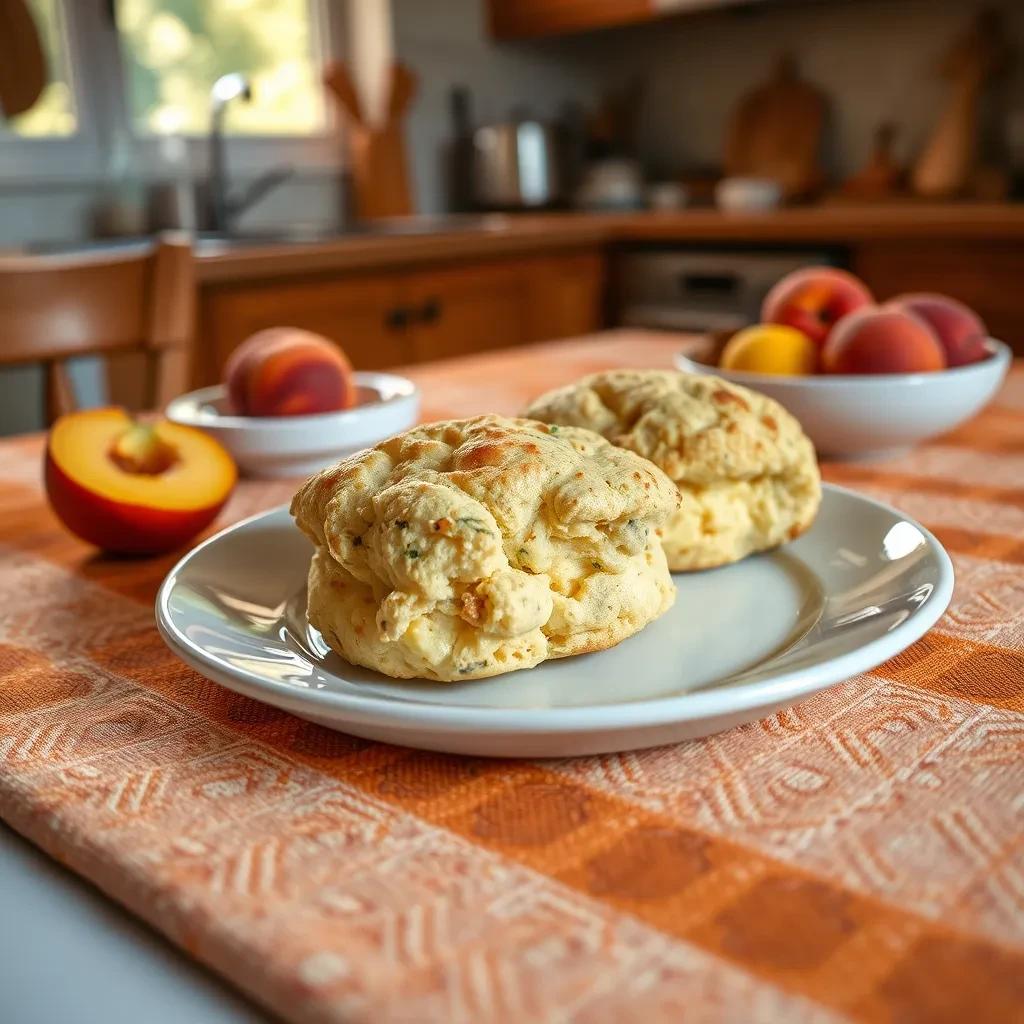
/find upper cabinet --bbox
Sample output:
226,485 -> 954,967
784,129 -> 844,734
486,0 -> 765,40
487,0 -> 655,40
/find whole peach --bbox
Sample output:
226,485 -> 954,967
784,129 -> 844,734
225,327 -> 356,417
822,307 -> 947,375
888,293 -> 989,368
720,324 -> 817,375
762,267 -> 874,347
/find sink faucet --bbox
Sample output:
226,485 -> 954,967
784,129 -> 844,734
207,73 -> 293,233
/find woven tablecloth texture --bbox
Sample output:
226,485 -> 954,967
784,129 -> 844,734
1,333 -> 1022,1024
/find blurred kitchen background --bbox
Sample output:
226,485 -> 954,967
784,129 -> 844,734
2,0 -> 1022,434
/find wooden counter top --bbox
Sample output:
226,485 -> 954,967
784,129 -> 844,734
196,217 -> 607,283
196,204 -> 1024,283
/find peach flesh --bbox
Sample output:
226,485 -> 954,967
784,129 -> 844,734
45,409 -> 236,555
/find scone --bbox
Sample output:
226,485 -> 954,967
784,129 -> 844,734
290,415 -> 679,681
523,370 -> 821,571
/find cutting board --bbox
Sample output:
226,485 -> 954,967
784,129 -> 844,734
0,0 -> 47,118
723,54 -> 827,200
325,62 -> 417,220
911,10 -> 1006,199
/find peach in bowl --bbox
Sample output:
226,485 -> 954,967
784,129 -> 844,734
167,328 -> 419,478
676,268 -> 1011,459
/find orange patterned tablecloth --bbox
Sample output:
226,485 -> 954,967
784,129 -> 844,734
1,331 -> 1023,1024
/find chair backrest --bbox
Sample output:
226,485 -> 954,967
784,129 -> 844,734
0,233 -> 195,425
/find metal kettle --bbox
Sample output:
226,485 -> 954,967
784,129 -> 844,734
472,118 -> 562,209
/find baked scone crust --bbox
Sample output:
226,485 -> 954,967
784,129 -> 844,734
522,370 -> 821,571
291,415 -> 678,681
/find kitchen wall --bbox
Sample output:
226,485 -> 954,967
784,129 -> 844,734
392,0 -> 1024,206
593,0 -> 1024,184
391,0 -> 606,213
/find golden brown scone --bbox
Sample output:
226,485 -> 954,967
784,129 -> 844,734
522,370 -> 821,571
291,415 -> 678,681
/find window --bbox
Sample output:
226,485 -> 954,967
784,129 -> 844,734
1,0 -> 343,181
6,0 -> 77,138
116,0 -> 327,136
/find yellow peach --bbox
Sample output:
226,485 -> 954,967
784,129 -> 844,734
720,324 -> 818,376
46,408 -> 236,554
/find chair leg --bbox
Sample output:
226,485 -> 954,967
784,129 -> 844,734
44,361 -> 76,426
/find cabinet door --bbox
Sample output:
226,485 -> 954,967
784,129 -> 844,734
853,242 -> 1024,356
197,271 -> 411,386
488,0 -> 653,39
405,260 -> 530,364
522,251 -> 605,341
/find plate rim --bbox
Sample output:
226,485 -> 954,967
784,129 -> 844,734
156,484 -> 954,736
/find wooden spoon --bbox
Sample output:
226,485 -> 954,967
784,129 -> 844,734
323,62 -> 364,126
386,63 -> 417,126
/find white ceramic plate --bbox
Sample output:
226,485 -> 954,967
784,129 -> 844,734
165,373 -> 419,479
676,340 -> 1011,459
157,485 -> 953,758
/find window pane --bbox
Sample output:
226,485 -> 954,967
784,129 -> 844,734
117,0 -> 325,136
7,0 -> 77,137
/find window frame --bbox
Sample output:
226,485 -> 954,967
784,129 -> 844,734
0,0 -> 348,185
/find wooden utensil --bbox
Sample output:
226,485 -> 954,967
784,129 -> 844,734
325,62 -> 418,220
840,122 -> 903,199
323,62 -> 364,126
588,77 -> 643,157
723,54 -> 827,200
387,63 -> 417,125
0,0 -> 47,118
911,10 -> 1007,199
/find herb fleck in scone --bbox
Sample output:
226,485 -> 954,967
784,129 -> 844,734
290,416 -> 679,681
523,370 -> 821,571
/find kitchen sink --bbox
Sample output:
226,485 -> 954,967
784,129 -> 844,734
24,215 -> 515,258
195,214 -> 513,251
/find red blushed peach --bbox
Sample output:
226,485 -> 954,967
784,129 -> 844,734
224,327 -> 356,417
889,293 -> 989,367
822,307 -> 947,375
762,267 -> 874,347
45,408 -> 236,555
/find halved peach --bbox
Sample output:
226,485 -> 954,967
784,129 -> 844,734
45,408 -> 237,554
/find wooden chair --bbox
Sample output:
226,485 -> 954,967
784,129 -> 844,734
0,233 -> 195,426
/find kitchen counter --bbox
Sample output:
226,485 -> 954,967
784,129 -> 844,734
195,204 -> 1024,283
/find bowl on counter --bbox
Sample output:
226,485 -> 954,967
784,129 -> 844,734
714,176 -> 782,213
676,339 -> 1011,459
166,371 -> 419,478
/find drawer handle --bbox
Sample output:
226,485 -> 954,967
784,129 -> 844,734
386,306 -> 410,330
419,298 -> 441,324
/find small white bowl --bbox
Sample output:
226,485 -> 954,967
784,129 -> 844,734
675,339 -> 1011,459
714,176 -> 782,212
166,371 -> 420,478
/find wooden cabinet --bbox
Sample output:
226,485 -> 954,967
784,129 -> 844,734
196,249 -> 605,385
853,242 -> 1024,355
487,0 -> 654,39
197,270 -> 410,385
406,251 -> 605,364
524,252 -> 607,340
405,260 -> 533,364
